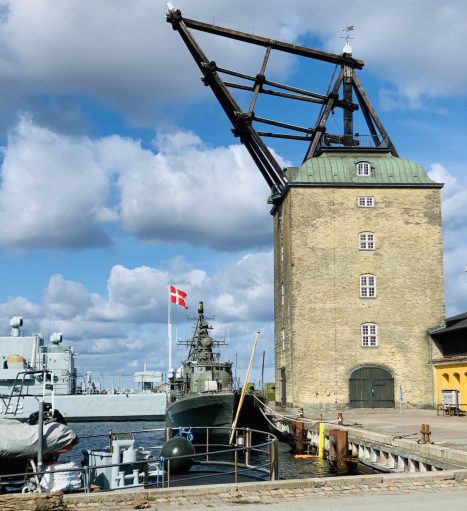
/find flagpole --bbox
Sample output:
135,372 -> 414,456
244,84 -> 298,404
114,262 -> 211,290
168,286 -> 172,374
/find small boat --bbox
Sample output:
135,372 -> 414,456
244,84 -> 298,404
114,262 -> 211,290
0,418 -> 78,461
166,301 -> 267,440
0,415 -> 80,493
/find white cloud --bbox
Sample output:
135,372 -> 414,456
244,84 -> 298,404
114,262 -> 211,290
0,0 -> 463,127
44,274 -> 94,319
429,162 -> 467,228
0,255 -> 275,375
0,117 -> 272,251
428,163 -> 467,315
111,131 -> 273,250
210,252 -> 273,322
0,116 -> 111,248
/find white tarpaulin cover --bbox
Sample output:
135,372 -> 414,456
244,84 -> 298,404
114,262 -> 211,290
0,419 -> 78,459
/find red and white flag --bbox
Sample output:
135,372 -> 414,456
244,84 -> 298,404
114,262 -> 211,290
169,285 -> 188,309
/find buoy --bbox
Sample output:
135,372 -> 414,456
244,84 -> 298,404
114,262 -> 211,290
160,436 -> 195,474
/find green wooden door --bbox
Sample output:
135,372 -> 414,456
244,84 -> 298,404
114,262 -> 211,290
349,367 -> 394,408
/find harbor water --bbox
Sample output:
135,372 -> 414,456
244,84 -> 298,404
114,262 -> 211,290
61,421 -> 373,480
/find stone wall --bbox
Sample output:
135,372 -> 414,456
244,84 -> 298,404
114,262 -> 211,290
274,185 -> 445,408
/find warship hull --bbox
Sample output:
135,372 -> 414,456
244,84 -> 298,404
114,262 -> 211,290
166,392 -> 268,439
0,393 -> 166,422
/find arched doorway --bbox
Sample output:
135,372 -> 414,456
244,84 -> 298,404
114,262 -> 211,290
349,366 -> 394,408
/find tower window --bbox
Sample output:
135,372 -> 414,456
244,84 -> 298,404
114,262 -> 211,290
360,274 -> 376,298
359,232 -> 375,250
357,196 -> 374,207
361,323 -> 377,347
356,161 -> 372,176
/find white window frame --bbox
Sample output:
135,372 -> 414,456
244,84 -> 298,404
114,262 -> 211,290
359,232 -> 375,251
357,196 -> 374,208
360,274 -> 376,298
356,161 -> 372,176
361,323 -> 377,347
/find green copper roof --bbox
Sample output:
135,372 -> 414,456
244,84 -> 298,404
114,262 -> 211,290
285,153 -> 441,187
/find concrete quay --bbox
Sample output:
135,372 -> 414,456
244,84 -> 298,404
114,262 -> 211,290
61,470 -> 467,510
304,407 -> 467,470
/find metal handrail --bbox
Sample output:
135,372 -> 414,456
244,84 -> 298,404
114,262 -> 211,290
0,426 -> 279,494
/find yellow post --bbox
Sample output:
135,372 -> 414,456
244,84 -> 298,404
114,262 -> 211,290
318,422 -> 325,459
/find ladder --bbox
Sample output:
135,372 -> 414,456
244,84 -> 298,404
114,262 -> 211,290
4,370 -> 54,417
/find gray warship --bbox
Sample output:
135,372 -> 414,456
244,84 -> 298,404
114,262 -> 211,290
166,301 -> 267,438
0,317 -> 166,422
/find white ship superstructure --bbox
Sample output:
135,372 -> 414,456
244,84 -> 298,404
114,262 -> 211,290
0,317 -> 166,422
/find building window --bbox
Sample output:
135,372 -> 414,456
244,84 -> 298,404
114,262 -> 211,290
356,161 -> 372,176
360,274 -> 376,298
357,196 -> 374,207
359,232 -> 375,250
361,323 -> 377,347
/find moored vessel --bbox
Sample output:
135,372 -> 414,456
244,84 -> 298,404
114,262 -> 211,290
166,301 -> 267,439
0,317 -> 166,422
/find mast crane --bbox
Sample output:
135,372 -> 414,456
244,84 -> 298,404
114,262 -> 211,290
166,5 -> 398,201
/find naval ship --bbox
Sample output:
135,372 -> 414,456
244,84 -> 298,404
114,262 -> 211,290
0,317 -> 166,422
166,301 -> 267,438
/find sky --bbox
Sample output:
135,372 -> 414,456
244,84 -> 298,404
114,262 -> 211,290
0,0 -> 466,387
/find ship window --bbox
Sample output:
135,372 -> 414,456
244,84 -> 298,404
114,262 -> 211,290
357,196 -> 374,207
360,274 -> 376,298
356,161 -> 372,176
361,323 -> 377,347
195,367 -> 205,373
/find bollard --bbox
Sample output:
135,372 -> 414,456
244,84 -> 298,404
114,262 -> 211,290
419,423 -> 432,443
318,422 -> 326,459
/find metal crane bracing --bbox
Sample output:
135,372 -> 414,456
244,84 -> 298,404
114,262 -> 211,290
166,5 -> 398,198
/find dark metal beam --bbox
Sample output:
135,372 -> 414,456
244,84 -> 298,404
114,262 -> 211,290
352,74 -> 399,157
167,7 -> 287,191
304,68 -> 344,160
253,115 -> 315,134
177,15 -> 364,69
249,46 -> 271,113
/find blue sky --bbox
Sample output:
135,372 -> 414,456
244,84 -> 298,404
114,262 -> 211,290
0,0 -> 466,386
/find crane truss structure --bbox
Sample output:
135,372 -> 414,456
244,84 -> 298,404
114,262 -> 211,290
166,6 -> 398,196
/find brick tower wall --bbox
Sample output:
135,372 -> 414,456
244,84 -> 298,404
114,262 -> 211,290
274,186 -> 444,409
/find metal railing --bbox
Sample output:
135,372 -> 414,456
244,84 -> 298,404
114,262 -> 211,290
0,426 -> 278,494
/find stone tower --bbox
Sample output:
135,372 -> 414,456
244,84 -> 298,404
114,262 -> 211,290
273,151 -> 444,409
168,9 -> 446,409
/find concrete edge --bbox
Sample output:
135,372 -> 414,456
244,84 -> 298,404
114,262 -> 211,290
63,469 -> 467,505
344,425 -> 467,467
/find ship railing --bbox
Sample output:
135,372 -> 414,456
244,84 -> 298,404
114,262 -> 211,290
3,369 -> 55,417
0,426 -> 279,494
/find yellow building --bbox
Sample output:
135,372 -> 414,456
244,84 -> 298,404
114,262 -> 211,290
431,313 -> 467,410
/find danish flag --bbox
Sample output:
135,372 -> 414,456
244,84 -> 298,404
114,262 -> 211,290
169,285 -> 188,309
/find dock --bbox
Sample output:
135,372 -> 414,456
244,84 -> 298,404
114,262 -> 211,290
1,408 -> 466,510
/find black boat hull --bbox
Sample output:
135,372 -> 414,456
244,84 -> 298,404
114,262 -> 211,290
166,392 -> 268,442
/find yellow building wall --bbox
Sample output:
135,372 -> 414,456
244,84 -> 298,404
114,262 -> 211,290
434,363 -> 467,407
